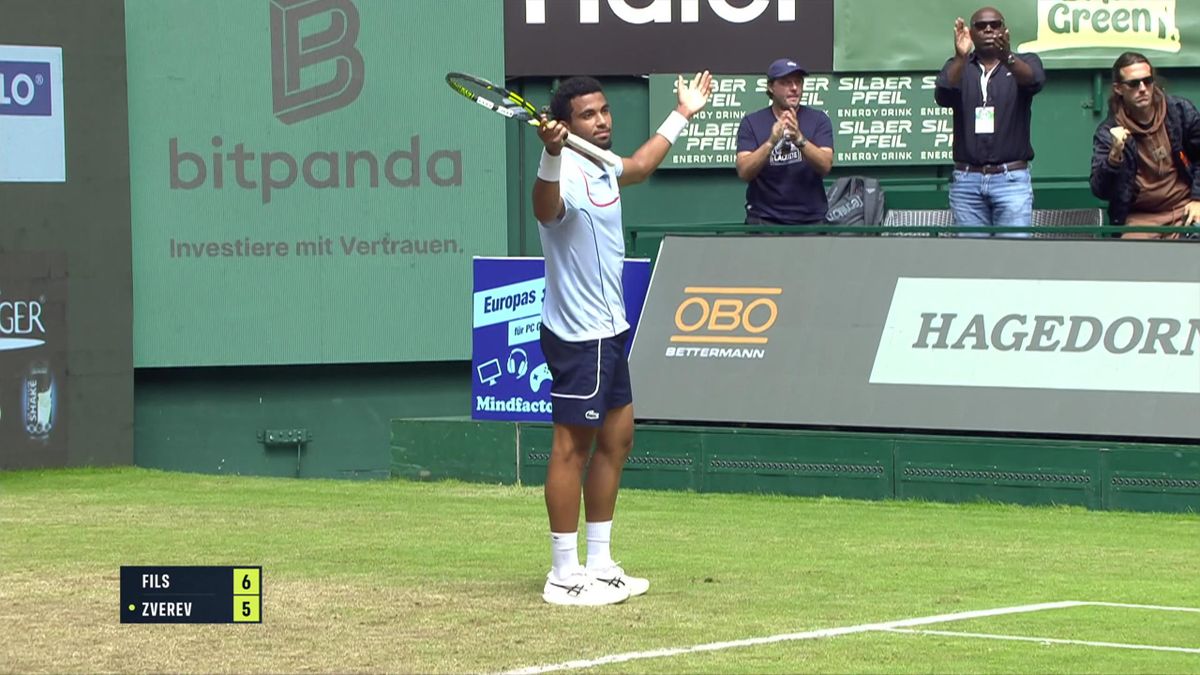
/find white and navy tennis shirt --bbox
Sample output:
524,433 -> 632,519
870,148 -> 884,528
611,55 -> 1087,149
537,147 -> 629,342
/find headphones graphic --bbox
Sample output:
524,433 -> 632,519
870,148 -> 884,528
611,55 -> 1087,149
506,347 -> 529,379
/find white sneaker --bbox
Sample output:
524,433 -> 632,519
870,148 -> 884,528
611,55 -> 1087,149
588,563 -> 650,597
542,569 -> 630,606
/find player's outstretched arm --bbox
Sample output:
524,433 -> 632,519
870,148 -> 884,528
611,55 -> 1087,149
532,117 -> 569,223
619,70 -> 712,186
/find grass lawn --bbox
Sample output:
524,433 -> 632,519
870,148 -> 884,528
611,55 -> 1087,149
1,467 -> 1197,673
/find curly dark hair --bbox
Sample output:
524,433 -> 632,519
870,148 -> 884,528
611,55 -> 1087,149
550,76 -> 604,123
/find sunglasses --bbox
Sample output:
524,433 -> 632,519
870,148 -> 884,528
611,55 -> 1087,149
1120,75 -> 1155,90
973,20 -> 1004,30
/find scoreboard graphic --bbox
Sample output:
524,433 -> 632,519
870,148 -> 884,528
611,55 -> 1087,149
120,566 -> 262,624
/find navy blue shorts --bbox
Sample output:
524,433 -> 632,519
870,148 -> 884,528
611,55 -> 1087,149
539,326 -> 633,427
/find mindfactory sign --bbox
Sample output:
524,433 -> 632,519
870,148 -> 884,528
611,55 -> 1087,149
471,258 -> 651,422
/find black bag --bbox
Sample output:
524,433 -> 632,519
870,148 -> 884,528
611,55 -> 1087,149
824,176 -> 886,226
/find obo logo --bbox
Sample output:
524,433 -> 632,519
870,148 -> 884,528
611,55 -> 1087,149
525,0 -> 796,24
270,0 -> 364,124
666,286 -> 779,359
0,61 -> 52,116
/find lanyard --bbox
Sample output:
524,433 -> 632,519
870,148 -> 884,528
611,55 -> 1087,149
978,61 -> 1000,107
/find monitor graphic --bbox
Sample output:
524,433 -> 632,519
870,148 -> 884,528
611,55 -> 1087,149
476,358 -> 502,386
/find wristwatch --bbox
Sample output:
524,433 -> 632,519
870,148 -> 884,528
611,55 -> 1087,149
795,135 -> 808,148
1005,52 -> 1017,66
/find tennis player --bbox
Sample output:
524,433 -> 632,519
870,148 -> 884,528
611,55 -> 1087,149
532,72 -> 711,606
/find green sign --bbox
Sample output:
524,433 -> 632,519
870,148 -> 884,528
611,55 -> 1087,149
649,74 -> 954,169
835,0 -> 1200,72
127,0 -> 506,366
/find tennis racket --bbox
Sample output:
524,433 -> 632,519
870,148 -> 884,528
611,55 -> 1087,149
446,72 -> 621,167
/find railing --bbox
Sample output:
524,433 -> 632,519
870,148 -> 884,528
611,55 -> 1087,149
626,222 -> 1198,259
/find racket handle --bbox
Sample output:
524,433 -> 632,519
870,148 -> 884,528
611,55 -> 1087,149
563,132 -> 621,167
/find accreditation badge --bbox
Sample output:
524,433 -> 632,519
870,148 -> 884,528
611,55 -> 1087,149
974,106 -> 995,134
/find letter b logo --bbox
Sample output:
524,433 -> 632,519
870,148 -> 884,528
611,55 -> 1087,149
270,0 -> 364,125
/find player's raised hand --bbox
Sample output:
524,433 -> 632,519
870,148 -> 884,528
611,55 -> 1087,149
675,70 -> 713,118
954,18 -> 972,57
537,114 -> 568,155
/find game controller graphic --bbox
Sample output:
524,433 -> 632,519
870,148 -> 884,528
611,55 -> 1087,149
529,362 -> 552,393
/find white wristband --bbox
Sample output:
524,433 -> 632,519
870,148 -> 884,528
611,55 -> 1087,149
656,110 -> 688,145
537,150 -> 561,182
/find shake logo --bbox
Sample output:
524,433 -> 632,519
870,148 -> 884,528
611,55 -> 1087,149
0,292 -> 46,351
23,362 -> 56,438
270,0 -> 364,124
524,0 -> 796,24
0,61 -> 52,116
167,1 -> 461,204
871,278 -> 1200,394
665,285 -> 779,359
1020,0 -> 1182,54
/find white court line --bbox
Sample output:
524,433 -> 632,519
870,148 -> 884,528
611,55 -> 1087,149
1081,601 -> 1200,613
502,601 -> 1084,674
884,628 -> 1200,655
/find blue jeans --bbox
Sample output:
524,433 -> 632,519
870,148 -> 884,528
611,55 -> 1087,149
949,168 -> 1033,237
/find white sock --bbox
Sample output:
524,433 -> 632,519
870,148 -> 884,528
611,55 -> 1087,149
585,520 -> 615,569
550,531 -> 580,579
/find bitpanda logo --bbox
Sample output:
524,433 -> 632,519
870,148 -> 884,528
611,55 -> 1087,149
269,0 -> 363,124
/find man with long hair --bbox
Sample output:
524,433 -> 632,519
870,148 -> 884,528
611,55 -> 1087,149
1090,52 -> 1200,239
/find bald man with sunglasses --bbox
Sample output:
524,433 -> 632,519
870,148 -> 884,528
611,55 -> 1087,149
1090,52 -> 1200,239
935,6 -> 1045,235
